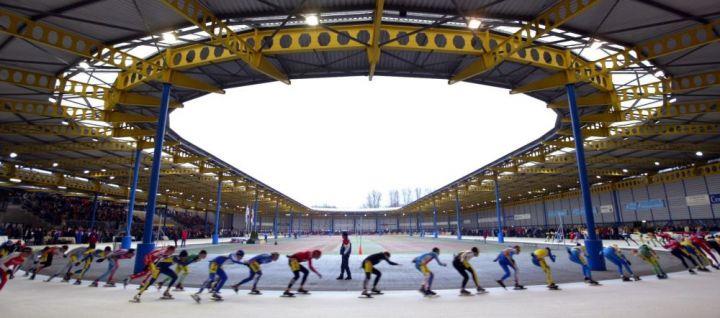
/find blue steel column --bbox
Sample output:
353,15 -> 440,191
330,214 -> 335,234
162,204 -> 167,228
408,213 -> 413,236
89,192 -> 99,230
375,214 -> 379,234
454,190 -> 462,240
494,178 -> 504,244
273,202 -> 279,240
566,83 -> 606,271
611,189 -> 622,226
134,83 -> 172,273
122,148 -> 142,249
289,212 -> 294,236
353,217 -> 357,234
251,193 -> 259,232
432,201 -> 438,238
212,178 -> 222,245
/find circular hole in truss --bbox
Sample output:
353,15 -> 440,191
318,32 -> 330,46
415,32 -> 428,46
452,35 -> 465,49
299,33 -> 311,47
397,31 -> 409,45
337,31 -> 351,45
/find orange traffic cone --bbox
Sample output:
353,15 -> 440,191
358,244 -> 363,255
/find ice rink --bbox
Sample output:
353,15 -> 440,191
2,235 -> 720,317
10,235 -> 689,291
1,265 -> 718,318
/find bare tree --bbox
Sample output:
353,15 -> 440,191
388,190 -> 400,207
415,187 -> 424,201
364,190 -> 382,208
402,188 -> 413,205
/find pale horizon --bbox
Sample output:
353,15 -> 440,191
170,76 -> 556,209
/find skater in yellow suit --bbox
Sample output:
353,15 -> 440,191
531,247 -> 559,290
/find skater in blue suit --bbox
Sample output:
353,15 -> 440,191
602,245 -> 640,282
567,244 -> 599,285
494,245 -> 524,290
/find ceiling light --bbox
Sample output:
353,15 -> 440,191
696,151 -> 703,157
162,32 -> 177,43
305,14 -> 319,26
52,162 -> 58,167
9,152 -> 17,158
100,169 -> 106,172
57,186 -> 67,189
60,120 -> 69,126
622,169 -> 628,173
108,176 -> 115,180
654,161 -> 660,166
9,178 -> 21,183
467,18 -> 482,29
83,170 -> 90,174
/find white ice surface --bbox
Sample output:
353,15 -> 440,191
1,270 -> 719,318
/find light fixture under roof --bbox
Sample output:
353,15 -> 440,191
622,168 -> 628,173
467,18 -> 482,29
696,151 -> 703,157
305,14 -> 319,26
52,162 -> 58,167
9,178 -> 21,183
9,152 -> 17,158
162,32 -> 177,43
654,161 -> 660,166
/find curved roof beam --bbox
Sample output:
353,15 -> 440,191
0,8 -> 222,94
155,0 -> 290,85
449,0 -> 600,84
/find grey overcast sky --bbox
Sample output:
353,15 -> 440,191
169,76 -> 556,209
